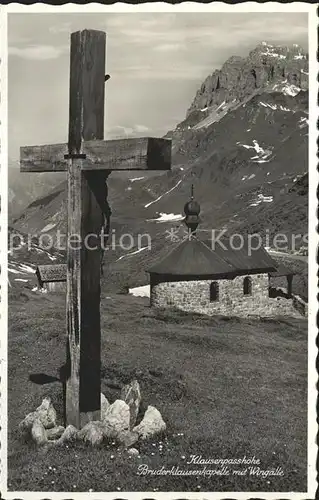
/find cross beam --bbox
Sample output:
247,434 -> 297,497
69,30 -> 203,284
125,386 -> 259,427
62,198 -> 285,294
21,29 -> 171,429
20,137 -> 171,172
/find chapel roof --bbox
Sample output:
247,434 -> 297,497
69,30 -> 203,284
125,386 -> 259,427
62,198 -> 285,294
147,235 -> 279,276
269,263 -> 294,277
147,186 -> 284,277
148,237 -> 234,276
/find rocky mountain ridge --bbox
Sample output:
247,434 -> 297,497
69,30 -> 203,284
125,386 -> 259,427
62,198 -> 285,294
183,42 -> 307,127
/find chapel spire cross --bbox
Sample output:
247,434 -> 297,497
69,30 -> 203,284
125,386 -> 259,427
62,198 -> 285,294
20,29 -> 171,428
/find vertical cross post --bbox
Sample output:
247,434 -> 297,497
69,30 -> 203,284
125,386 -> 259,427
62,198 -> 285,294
66,29 -> 107,428
20,29 -> 172,429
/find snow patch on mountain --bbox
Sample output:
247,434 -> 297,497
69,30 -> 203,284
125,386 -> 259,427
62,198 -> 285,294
259,102 -> 294,113
116,246 -> 150,262
250,194 -> 274,207
253,158 -> 273,164
19,263 -> 36,273
216,101 -> 226,111
241,174 -> 256,181
9,262 -> 36,274
41,222 -> 57,233
33,246 -> 57,261
130,177 -> 145,182
193,100 -> 236,130
32,286 -> 47,293
279,105 -> 294,112
237,140 -> 273,163
274,81 -> 301,97
261,48 -> 286,59
298,116 -> 308,129
9,267 -> 20,275
129,285 -> 150,298
260,101 -> 278,110
147,213 -> 184,223
283,84 -> 301,96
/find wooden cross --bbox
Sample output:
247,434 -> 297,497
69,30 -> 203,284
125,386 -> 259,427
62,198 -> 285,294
20,29 -> 171,429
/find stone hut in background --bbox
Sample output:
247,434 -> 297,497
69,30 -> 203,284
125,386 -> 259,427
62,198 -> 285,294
147,187 -> 306,318
36,264 -> 66,292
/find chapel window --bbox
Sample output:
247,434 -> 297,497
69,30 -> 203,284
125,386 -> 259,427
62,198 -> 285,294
243,276 -> 252,295
210,281 -> 219,302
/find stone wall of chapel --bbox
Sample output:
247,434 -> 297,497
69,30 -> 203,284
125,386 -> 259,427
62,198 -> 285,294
150,274 -> 304,318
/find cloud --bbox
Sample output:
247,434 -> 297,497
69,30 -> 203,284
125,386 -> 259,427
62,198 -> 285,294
134,124 -> 149,133
99,13 -> 177,32
107,124 -> 150,138
9,45 -> 68,60
104,12 -> 307,84
49,22 -> 72,35
107,125 -> 135,138
105,12 -> 307,50
111,64 -> 214,80
154,43 -> 186,52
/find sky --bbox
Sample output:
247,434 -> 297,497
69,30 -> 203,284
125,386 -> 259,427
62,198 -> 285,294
8,12 -> 308,161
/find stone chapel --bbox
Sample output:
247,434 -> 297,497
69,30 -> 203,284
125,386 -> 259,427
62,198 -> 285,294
147,188 -> 307,318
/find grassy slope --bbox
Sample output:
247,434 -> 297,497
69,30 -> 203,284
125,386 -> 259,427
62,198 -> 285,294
8,289 -> 307,493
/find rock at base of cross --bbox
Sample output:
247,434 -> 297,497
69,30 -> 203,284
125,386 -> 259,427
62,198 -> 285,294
78,421 -> 105,446
133,405 -> 166,440
19,397 -> 57,432
120,379 -> 142,429
20,391 -> 167,448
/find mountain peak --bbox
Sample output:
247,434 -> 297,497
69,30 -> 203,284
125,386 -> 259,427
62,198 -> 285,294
250,42 -> 307,60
